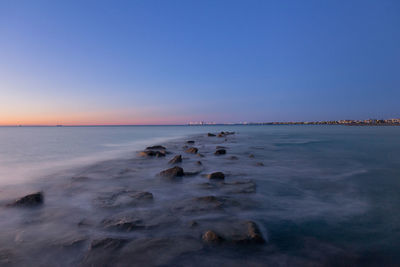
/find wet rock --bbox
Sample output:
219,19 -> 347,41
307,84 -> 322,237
197,153 -> 205,158
185,147 -> 198,154
229,156 -> 238,160
10,192 -> 43,207
214,149 -> 226,155
146,145 -> 166,150
102,217 -> 145,232
202,230 -> 223,243
173,195 -> 237,214
95,190 -> 153,208
139,150 -> 166,158
223,180 -> 256,194
207,133 -> 216,137
186,140 -> 195,144
90,238 -> 129,250
256,162 -> 264,166
207,172 -> 225,180
249,154 -> 255,158
168,155 -> 182,164
159,166 -> 184,178
83,238 -> 130,266
196,161 -> 202,165
189,220 -> 198,227
233,221 -> 265,244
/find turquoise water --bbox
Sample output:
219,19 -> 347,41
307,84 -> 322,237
0,125 -> 400,265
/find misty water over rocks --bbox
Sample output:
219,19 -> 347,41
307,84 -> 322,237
1,126 -> 400,266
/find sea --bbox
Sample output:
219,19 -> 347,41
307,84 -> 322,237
0,125 -> 399,266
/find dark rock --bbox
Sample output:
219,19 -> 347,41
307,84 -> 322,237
102,217 -> 145,232
95,190 -> 153,208
146,145 -> 166,150
197,153 -> 205,158
207,133 -> 216,137
233,221 -> 265,244
10,192 -> 43,207
214,149 -> 226,155
196,161 -> 202,165
168,155 -> 182,164
185,147 -> 198,154
255,162 -> 264,166
223,180 -> 256,194
189,220 -> 198,227
202,230 -> 223,243
229,156 -> 238,160
139,150 -> 166,158
207,172 -> 225,180
159,166 -> 184,178
90,238 -> 129,250
249,154 -> 255,158
186,141 -> 195,144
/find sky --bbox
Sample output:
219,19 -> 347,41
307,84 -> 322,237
0,0 -> 399,125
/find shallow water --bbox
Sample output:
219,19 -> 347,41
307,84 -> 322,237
0,125 -> 400,266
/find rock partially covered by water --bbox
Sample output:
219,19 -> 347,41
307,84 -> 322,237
207,172 -> 225,180
146,145 -> 166,150
186,140 -> 195,144
10,192 -> 43,207
202,230 -> 223,243
207,133 -> 216,137
139,150 -> 166,158
214,149 -> 226,155
185,147 -> 198,154
168,155 -> 182,164
95,190 -> 153,208
160,166 -> 184,178
229,156 -> 238,160
233,221 -> 265,244
102,217 -> 145,232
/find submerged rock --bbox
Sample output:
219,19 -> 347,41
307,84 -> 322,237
214,149 -> 226,155
159,166 -> 184,178
196,161 -> 202,165
255,162 -> 264,166
249,154 -> 255,158
168,155 -> 182,164
202,230 -> 223,243
197,153 -> 205,158
102,217 -> 145,232
207,172 -> 225,180
229,156 -> 239,160
146,145 -> 166,150
186,140 -> 195,144
95,190 -> 153,208
185,147 -> 198,154
207,133 -> 216,137
10,192 -> 43,207
139,150 -> 166,158
233,221 -> 265,244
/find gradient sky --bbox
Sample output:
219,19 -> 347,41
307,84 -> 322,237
0,0 -> 399,125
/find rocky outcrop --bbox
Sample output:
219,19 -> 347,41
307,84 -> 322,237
10,192 -> 43,207
185,147 -> 198,154
168,155 -> 182,164
214,149 -> 226,155
159,166 -> 184,178
207,172 -> 225,180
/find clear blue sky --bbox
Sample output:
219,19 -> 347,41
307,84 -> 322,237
0,0 -> 399,125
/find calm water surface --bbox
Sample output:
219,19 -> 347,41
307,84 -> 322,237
0,125 -> 399,266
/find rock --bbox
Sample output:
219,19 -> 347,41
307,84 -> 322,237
217,133 -> 225,137
168,155 -> 182,164
196,161 -> 202,165
10,192 -> 43,207
83,238 -> 130,266
229,156 -> 238,160
214,149 -> 226,155
102,217 -> 145,232
223,180 -> 256,194
95,190 -> 153,208
185,147 -> 198,154
249,154 -> 255,158
139,150 -> 166,157
159,166 -> 184,178
255,162 -> 264,166
202,230 -> 223,243
186,141 -> 195,144
207,133 -> 216,137
207,172 -> 225,180
189,220 -> 198,227
90,238 -> 129,250
146,145 -> 166,150
233,221 -> 265,244
197,153 -> 205,158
